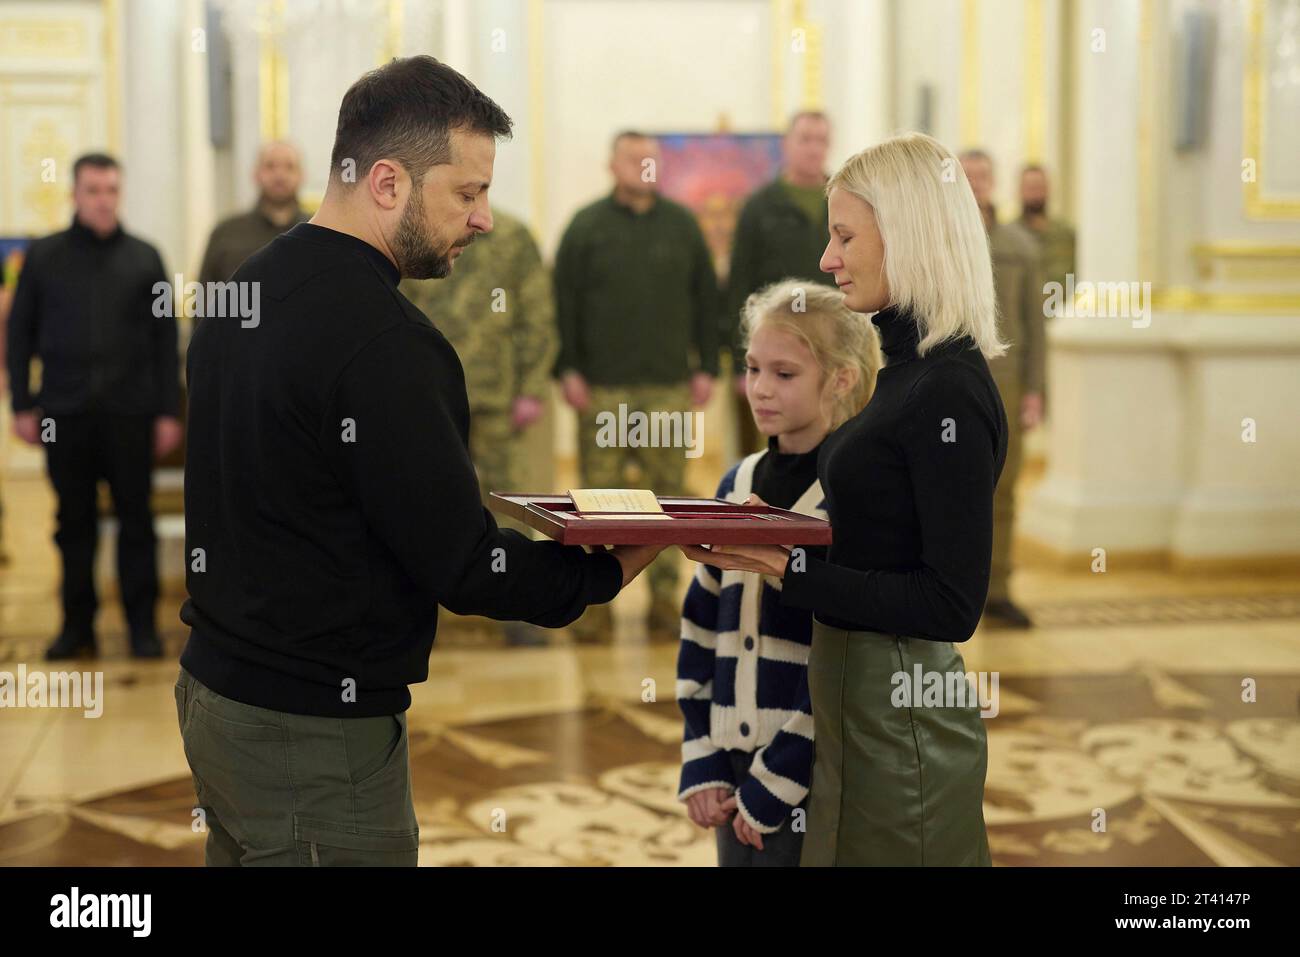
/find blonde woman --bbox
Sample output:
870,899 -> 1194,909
681,132 -> 1008,866
677,279 -> 880,866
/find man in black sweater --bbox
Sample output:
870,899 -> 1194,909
7,153 -> 182,659
176,56 -> 662,866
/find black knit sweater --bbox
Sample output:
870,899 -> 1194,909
779,305 -> 1008,642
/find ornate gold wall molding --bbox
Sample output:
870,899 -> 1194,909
0,3 -> 115,232
1149,286 -> 1300,314
1022,0 -> 1045,162
1243,0 -> 1300,219
104,0 -> 120,153
382,0 -> 402,63
1058,0 -> 1075,221
1190,242 -> 1300,283
6,98 -> 83,230
770,0 -> 786,128
1138,3 -> 1300,312
0,17 -> 88,57
790,0 -> 823,111
257,0 -> 289,140
1126,1 -> 1291,314
1136,0 -> 1160,286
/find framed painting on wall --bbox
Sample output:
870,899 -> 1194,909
654,133 -> 782,281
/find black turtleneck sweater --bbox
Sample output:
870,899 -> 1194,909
752,434 -> 821,510
779,305 -> 1008,642
752,434 -> 829,565
7,217 -> 178,416
180,222 -> 622,717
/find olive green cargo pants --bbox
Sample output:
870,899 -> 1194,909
174,667 -> 419,866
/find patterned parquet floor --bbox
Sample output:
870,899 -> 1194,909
2,456 -> 1297,866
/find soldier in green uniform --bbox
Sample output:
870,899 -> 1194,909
725,111 -> 836,455
1018,164 -> 1077,303
554,131 -> 720,642
401,209 -> 557,646
198,141 -> 309,290
960,150 -> 1045,629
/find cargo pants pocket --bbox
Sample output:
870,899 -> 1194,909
293,817 -> 419,867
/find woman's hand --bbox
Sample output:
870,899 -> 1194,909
685,787 -> 734,829
679,542 -> 791,578
719,795 -> 766,850
680,493 -> 793,577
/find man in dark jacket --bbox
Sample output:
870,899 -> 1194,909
177,56 -> 662,866
7,153 -> 182,659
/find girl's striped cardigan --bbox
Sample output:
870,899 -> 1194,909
676,449 -> 826,834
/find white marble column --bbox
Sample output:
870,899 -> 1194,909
1020,0 -> 1300,568
1021,0 -> 1186,563
121,0 -> 185,270
826,0 -> 891,164
181,0 -> 216,278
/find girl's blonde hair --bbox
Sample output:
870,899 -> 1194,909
739,278 -> 883,430
826,131 -> 1007,360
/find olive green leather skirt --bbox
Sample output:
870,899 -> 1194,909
801,620 -> 992,866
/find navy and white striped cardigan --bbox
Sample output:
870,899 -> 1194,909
676,449 -> 826,834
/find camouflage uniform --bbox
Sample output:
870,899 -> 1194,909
577,382 -> 694,617
399,210 -> 557,536
984,218 -> 1045,605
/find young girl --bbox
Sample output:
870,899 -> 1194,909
676,278 -> 881,866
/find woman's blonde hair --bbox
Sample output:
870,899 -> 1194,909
826,131 -> 1007,360
739,278 -> 883,430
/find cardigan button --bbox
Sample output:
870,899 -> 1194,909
744,636 -> 755,651
740,722 -> 750,737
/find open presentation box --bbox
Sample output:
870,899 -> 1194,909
488,493 -> 832,546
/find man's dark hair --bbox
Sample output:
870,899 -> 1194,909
329,56 -> 513,187
73,153 -> 120,183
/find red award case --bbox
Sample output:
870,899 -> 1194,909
489,493 -> 832,546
